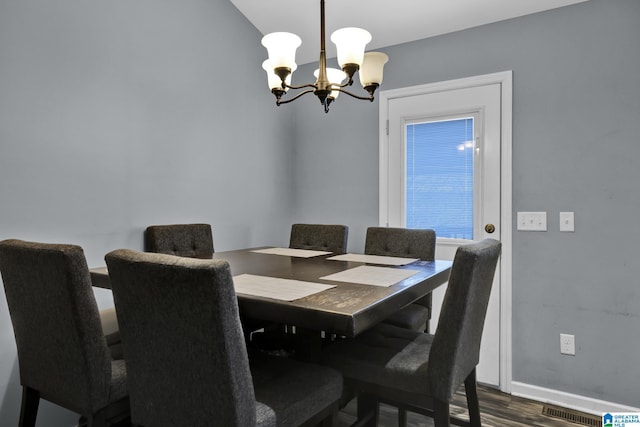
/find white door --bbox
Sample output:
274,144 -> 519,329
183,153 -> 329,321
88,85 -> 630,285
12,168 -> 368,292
379,72 -> 512,390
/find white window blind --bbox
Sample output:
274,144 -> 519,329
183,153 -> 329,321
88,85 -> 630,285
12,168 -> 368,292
405,117 -> 474,239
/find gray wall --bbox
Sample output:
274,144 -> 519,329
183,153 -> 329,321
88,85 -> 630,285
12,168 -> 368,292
291,0 -> 639,408
0,0 -> 294,424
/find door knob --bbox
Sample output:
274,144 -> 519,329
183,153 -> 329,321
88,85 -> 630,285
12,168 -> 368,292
485,224 -> 496,234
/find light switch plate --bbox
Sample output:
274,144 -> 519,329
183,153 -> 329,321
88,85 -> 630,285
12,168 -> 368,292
559,212 -> 575,232
517,212 -> 547,231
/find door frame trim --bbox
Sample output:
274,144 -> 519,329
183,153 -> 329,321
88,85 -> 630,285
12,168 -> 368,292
378,71 -> 513,392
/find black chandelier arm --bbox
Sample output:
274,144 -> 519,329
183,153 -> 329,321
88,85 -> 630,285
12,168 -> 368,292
282,82 -> 319,91
276,88 -> 316,105
337,76 -> 356,87
335,87 -> 375,102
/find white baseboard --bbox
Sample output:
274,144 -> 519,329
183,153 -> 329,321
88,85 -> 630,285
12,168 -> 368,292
511,381 -> 640,416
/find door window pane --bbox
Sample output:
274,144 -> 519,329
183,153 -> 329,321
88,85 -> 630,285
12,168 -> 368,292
406,117 -> 474,239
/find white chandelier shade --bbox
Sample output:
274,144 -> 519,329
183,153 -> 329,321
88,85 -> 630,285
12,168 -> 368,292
261,32 -> 301,70
330,27 -> 372,70
359,52 -> 389,88
263,60 -> 296,91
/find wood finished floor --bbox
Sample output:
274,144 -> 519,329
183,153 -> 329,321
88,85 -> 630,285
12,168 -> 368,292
106,384 -> 599,427
336,384 -> 599,427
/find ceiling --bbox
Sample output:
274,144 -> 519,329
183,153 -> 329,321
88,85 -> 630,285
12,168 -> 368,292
230,0 -> 589,65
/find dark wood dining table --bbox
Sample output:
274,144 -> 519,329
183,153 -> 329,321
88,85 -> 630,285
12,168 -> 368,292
90,247 -> 452,339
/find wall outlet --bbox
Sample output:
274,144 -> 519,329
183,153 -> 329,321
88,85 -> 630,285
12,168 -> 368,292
560,333 -> 575,356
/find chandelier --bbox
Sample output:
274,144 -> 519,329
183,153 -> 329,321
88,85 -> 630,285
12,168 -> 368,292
261,0 -> 389,113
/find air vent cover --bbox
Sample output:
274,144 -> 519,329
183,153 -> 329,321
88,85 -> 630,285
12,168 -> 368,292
542,404 -> 602,427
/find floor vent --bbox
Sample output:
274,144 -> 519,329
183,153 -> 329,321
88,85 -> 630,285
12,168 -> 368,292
542,404 -> 602,426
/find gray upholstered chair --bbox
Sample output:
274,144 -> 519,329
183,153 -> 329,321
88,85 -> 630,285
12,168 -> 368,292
289,223 -> 349,254
143,222 -> 268,342
0,239 -> 128,427
144,223 -> 214,258
365,227 -> 436,332
105,248 -> 343,427
322,238 -> 501,427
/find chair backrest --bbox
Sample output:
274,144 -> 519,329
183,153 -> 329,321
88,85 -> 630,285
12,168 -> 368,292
289,223 -> 349,254
427,238 -> 501,401
0,239 -> 112,414
364,227 -> 436,260
105,249 -> 256,426
144,223 -> 214,258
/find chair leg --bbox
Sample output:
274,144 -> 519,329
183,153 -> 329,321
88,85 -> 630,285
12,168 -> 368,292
434,399 -> 451,427
86,410 -> 108,427
19,387 -> 39,427
295,328 -> 323,362
398,407 -> 408,427
319,412 -> 337,427
464,369 -> 481,427
355,393 -> 379,427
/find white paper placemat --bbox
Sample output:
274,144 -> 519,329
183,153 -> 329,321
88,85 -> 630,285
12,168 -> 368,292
320,266 -> 420,287
251,247 -> 332,258
327,253 -> 419,266
233,274 -> 336,301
